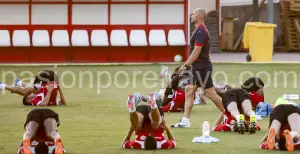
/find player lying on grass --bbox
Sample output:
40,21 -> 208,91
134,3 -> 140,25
157,66 -> 205,112
0,70 -> 66,106
213,88 -> 260,134
18,109 -> 65,154
260,98 -> 300,152
122,93 -> 176,150
215,77 -> 264,109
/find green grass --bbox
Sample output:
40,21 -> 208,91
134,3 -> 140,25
1,64 -> 300,154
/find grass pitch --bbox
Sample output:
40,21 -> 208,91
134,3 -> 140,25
1,64 -> 299,154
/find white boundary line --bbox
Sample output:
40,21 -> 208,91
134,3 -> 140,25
0,61 -> 300,66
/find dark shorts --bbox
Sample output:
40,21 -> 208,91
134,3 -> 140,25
24,109 -> 60,129
33,70 -> 57,85
222,88 -> 250,111
136,104 -> 164,122
269,104 -> 300,128
191,67 -> 213,89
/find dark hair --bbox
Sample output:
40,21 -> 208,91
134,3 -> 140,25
144,135 -> 157,150
34,70 -> 58,85
22,97 -> 30,106
35,142 -> 49,154
278,137 -> 287,151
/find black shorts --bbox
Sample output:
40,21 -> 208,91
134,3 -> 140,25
222,88 -> 250,111
269,104 -> 300,128
136,104 -> 164,122
33,70 -> 57,86
24,109 -> 60,129
191,67 -> 214,89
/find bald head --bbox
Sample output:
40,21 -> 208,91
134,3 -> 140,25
193,8 -> 207,21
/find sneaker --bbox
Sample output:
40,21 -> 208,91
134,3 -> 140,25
147,93 -> 156,107
14,78 -> 20,86
249,115 -> 257,134
267,128 -> 276,150
127,94 -> 135,110
171,118 -> 190,128
283,130 -> 294,152
55,137 -> 64,154
237,114 -> 246,134
160,66 -> 168,79
22,138 -> 32,154
133,92 -> 142,106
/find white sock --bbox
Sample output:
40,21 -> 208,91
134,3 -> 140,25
182,117 -> 189,122
129,107 -> 136,113
235,115 -> 241,121
0,83 -> 6,90
151,102 -> 157,109
247,110 -> 256,117
16,80 -> 22,87
290,131 -> 298,138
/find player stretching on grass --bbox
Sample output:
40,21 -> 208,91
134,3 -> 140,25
18,109 -> 65,154
0,70 -> 66,106
213,88 -> 259,134
260,98 -> 300,152
122,93 -> 176,150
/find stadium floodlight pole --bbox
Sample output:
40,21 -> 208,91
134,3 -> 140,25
268,0 -> 274,23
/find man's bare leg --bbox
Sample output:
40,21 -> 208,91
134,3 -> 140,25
205,87 -> 224,112
127,95 -> 144,132
23,121 -> 39,154
5,85 -> 27,96
170,85 -> 197,128
227,102 -> 241,120
241,99 -> 255,117
43,118 -> 64,154
148,93 -> 162,129
283,113 -> 300,152
267,120 -> 281,150
183,85 -> 198,119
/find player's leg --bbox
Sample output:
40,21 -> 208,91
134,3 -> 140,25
43,118 -> 64,154
283,112 -> 300,152
202,68 -> 224,112
23,109 -> 42,154
0,83 -> 27,96
170,84 -> 197,128
148,93 -> 162,129
127,95 -> 144,132
267,119 -> 281,150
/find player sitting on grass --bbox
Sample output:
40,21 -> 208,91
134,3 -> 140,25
18,109 -> 65,154
213,88 -> 259,134
260,98 -> 300,152
122,93 -> 176,150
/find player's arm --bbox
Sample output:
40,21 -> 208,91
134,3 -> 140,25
38,84 -> 55,106
161,120 -> 175,141
179,31 -> 205,72
58,85 -> 66,105
213,112 -> 224,130
121,127 -> 134,149
161,77 -> 178,106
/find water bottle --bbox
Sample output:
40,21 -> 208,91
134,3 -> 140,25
202,120 -> 210,137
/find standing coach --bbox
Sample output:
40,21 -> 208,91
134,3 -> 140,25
171,8 -> 224,128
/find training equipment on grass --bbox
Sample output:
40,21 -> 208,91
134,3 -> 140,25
192,121 -> 219,143
283,94 -> 300,100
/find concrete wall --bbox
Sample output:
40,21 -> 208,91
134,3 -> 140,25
221,3 -> 283,46
190,0 -> 216,13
